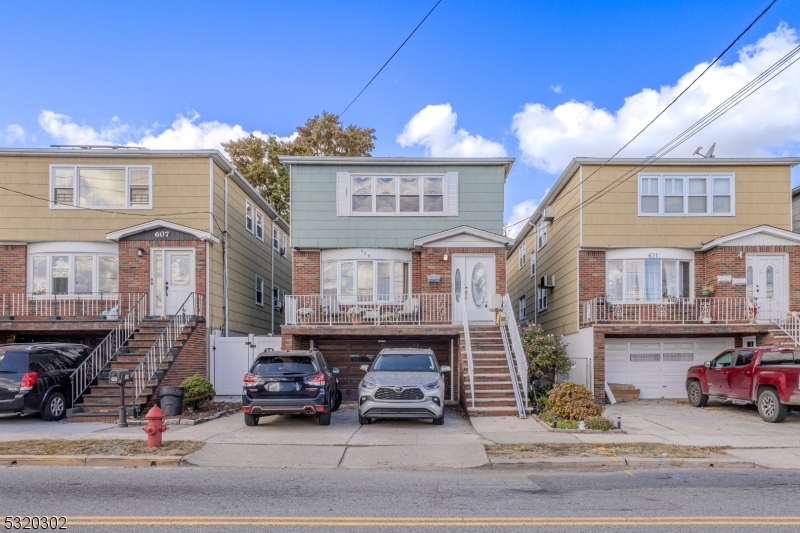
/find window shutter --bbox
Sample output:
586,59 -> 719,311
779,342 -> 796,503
336,172 -> 349,216
446,172 -> 459,216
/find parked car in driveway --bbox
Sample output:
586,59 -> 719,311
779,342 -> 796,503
358,348 -> 450,425
242,349 -> 341,426
686,346 -> 800,422
0,343 -> 91,420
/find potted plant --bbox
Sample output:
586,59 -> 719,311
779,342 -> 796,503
380,312 -> 397,324
347,306 -> 366,324
701,285 -> 714,297
297,307 -> 313,324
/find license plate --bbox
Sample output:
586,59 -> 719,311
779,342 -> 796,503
267,382 -> 298,392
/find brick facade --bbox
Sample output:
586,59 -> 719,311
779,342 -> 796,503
118,239 -> 207,300
0,244 -> 27,293
579,250 -> 606,301
147,322 -> 208,407
292,250 -> 321,295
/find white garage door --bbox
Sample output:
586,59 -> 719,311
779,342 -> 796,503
605,337 -> 734,399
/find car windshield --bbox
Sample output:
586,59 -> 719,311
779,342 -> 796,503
371,354 -> 436,372
252,356 -> 318,375
0,350 -> 27,373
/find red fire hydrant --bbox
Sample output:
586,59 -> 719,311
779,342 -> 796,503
142,405 -> 168,448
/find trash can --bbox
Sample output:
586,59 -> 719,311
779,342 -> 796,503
159,386 -> 185,416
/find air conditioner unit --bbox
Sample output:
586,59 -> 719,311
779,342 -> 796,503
280,247 -> 286,257
543,205 -> 555,222
540,275 -> 556,288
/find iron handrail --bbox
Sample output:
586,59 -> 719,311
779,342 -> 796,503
502,293 -> 529,417
70,293 -> 148,405
458,296 -> 475,409
129,293 -> 204,409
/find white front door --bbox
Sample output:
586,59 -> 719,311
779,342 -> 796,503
452,255 -> 495,322
151,249 -> 195,315
752,255 -> 786,321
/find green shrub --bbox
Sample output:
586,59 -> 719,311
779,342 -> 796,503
538,411 -> 580,429
529,380 -> 553,414
519,324 -> 572,384
180,374 -> 216,409
585,416 -> 615,431
543,381 -> 604,421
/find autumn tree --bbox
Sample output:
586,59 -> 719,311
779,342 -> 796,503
223,112 -> 376,220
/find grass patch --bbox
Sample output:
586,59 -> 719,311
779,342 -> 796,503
486,442 -> 729,459
0,439 -> 204,457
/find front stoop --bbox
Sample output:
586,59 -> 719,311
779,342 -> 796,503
68,317 -> 203,423
461,326 -> 530,417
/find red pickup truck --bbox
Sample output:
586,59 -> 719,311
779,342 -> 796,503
686,346 -> 800,423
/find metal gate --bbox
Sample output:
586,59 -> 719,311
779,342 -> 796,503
210,335 -> 283,395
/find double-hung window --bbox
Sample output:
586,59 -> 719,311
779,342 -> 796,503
537,286 -> 549,312
345,174 -> 451,215
273,285 -> 281,309
519,296 -> 526,320
255,276 -> 264,306
537,221 -> 547,249
282,235 -> 288,256
30,253 -> 118,295
639,173 -> 734,215
255,210 -> 264,241
273,227 -> 280,251
51,165 -> 152,209
245,201 -> 254,233
530,252 -> 536,279
606,258 -> 691,301
518,241 -> 526,270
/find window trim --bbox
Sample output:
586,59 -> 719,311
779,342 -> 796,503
518,241 -> 526,270
282,234 -> 288,257
320,258 -> 412,303
272,226 -> 280,251
537,221 -> 548,250
346,173 -> 449,216
519,296 -> 526,320
255,210 -> 265,241
606,258 -> 693,301
245,201 -> 254,234
49,164 -> 153,210
28,252 -> 119,296
530,252 -> 536,279
537,286 -> 549,312
638,173 -> 735,217
255,275 -> 264,307
273,285 -> 281,309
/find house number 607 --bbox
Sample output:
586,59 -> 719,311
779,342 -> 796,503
154,231 -> 170,238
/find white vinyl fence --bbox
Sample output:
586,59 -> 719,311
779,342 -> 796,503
210,334 -> 283,395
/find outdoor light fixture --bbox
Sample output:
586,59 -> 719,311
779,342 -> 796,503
552,415 -> 558,429
443,248 -> 449,261
617,417 -> 622,430
137,248 -> 146,257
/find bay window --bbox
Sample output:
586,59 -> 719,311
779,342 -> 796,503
51,165 -> 152,209
606,258 -> 691,301
322,259 -> 411,302
30,253 -> 119,295
639,173 -> 734,216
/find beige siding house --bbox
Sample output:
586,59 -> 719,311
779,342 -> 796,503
507,157 -> 800,402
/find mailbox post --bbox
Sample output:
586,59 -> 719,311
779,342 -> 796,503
108,369 -> 132,428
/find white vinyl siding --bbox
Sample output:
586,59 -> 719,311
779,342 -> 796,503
639,173 -> 734,216
50,165 -> 152,209
336,172 -> 458,216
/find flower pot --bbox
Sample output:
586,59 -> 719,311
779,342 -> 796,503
351,315 -> 362,325
299,317 -> 310,324
701,317 -> 712,324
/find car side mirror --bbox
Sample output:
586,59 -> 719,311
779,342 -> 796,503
440,365 -> 451,373
360,364 -> 370,373
332,367 -> 340,374
704,361 -> 711,368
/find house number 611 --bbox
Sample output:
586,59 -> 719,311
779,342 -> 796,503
648,253 -> 658,258
154,231 -> 170,238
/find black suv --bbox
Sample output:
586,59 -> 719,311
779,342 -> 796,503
0,343 -> 91,420
242,349 -> 342,426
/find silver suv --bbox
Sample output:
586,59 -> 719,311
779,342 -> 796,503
357,348 -> 450,425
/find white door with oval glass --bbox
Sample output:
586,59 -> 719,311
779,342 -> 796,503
151,249 -> 195,316
452,255 -> 495,322
748,254 -> 787,322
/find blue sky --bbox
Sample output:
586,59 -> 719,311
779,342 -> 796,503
2,0 -> 800,233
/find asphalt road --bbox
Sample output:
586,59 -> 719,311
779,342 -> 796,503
2,466 -> 800,532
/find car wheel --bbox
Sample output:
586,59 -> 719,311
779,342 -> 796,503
41,392 -> 66,421
358,414 -> 371,425
687,381 -> 708,408
432,413 -> 445,426
758,389 -> 789,423
244,413 -> 260,426
331,390 -> 342,413
318,411 -> 331,426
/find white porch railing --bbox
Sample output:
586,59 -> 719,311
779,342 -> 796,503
502,293 -> 528,417
130,293 -> 204,409
70,294 -> 149,405
1,293 -> 140,318
580,297 -> 768,325
772,312 -> 800,347
456,296 -> 475,409
285,294 -> 452,325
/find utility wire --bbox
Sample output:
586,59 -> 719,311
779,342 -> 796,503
504,0 -> 778,234
338,0 -> 443,119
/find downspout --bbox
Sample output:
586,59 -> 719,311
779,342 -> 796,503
224,169 -> 233,336
271,216 -> 277,335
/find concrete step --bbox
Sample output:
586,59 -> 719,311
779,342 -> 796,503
472,373 -> 513,381
80,394 -> 148,406
67,413 -> 121,424
464,389 -> 517,398
467,407 -> 526,417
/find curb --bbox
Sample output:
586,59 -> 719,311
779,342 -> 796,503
489,456 -> 757,470
0,455 -> 183,467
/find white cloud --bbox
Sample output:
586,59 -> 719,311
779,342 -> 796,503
550,84 -> 563,94
397,104 -> 506,157
504,198 -> 540,238
1,124 -> 25,144
34,110 -> 294,154
513,23 -> 800,174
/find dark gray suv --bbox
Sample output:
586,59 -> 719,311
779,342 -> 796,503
0,343 -> 90,420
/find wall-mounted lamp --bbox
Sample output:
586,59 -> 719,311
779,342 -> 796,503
738,251 -> 743,259
137,248 -> 146,257
443,248 -> 449,261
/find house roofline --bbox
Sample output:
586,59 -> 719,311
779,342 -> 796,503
412,225 -> 513,251
105,219 -> 221,243
698,224 -> 800,251
0,147 -> 290,233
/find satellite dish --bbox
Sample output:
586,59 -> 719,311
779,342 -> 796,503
693,142 -> 716,158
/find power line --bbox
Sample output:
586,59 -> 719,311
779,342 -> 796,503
338,0 -> 443,119
504,0 -> 778,234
